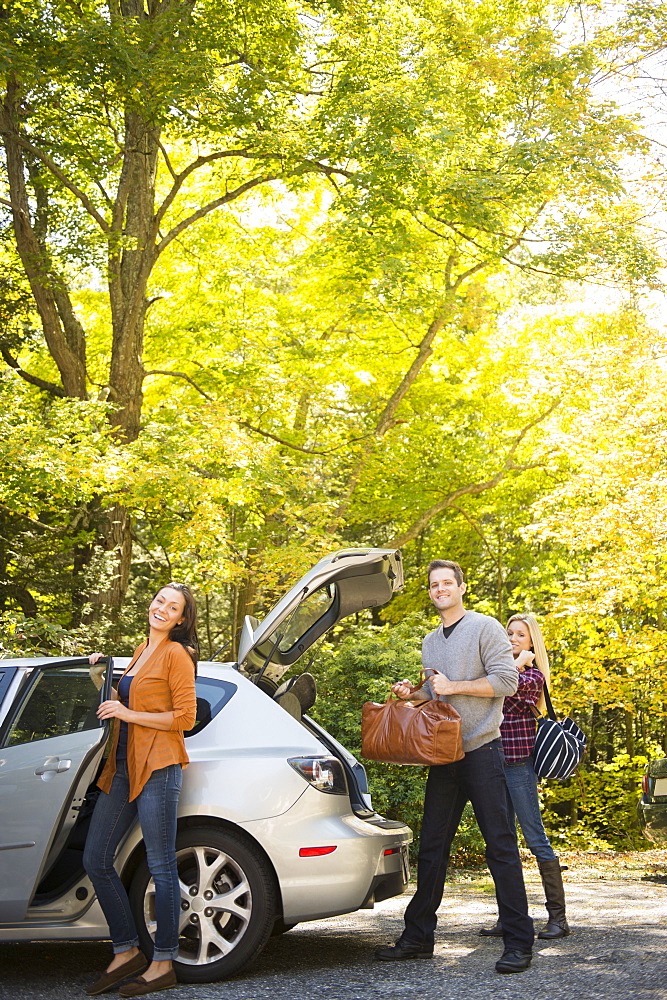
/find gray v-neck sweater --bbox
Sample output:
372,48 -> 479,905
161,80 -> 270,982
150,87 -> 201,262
422,610 -> 518,753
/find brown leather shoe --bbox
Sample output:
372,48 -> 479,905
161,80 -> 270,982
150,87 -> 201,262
86,952 -> 148,996
119,970 -> 177,996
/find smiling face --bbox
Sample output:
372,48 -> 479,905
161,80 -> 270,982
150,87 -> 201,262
507,618 -> 533,657
428,566 -> 466,619
148,586 -> 187,637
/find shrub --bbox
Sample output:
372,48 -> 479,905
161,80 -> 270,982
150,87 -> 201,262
541,751 -> 654,850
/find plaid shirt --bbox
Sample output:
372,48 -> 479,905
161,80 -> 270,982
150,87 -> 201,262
500,666 -> 545,763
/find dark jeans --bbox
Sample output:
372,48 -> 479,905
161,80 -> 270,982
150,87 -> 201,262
403,740 -> 534,952
83,760 -> 182,961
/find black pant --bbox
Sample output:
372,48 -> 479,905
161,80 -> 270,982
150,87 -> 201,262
403,740 -> 534,952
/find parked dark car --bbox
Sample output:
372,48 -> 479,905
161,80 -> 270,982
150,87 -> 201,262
638,757 -> 667,844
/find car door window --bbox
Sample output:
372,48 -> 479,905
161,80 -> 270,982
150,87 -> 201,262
4,665 -> 105,747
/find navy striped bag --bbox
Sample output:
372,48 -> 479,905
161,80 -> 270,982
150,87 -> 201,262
532,685 -> 586,780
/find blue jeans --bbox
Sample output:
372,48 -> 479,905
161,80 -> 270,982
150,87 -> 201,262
83,760 -> 182,961
504,757 -> 558,863
403,740 -> 534,952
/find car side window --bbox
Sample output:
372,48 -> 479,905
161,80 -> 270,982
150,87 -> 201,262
185,677 -> 237,737
3,666 -> 103,747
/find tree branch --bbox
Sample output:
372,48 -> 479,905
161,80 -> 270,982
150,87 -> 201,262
156,175 -> 278,252
155,148 -> 264,228
239,420 -> 374,455
389,401 -> 561,547
1,345 -> 67,397
332,301 -> 455,519
0,502 -> 60,533
158,140 -> 178,181
8,130 -> 110,233
144,368 -> 213,400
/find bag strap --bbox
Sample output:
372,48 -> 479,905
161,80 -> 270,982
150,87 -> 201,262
542,683 -> 558,721
391,669 -> 432,704
531,682 -> 558,721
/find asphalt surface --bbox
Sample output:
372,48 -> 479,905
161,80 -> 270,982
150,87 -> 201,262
1,862 -> 666,1000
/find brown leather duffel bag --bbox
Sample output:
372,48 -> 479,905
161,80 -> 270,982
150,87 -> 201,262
361,679 -> 464,766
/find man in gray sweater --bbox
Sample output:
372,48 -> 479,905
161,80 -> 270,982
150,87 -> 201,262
374,559 -> 534,973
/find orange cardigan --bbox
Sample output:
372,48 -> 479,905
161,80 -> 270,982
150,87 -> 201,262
97,639 -> 197,802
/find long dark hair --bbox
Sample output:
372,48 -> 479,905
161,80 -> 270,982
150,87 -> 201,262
151,582 -> 199,666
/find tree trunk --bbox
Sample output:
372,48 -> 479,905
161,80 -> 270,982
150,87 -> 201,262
107,107 -> 160,443
589,703 -> 599,764
0,78 -> 88,398
84,503 -> 133,632
232,570 -> 258,660
624,708 -> 634,757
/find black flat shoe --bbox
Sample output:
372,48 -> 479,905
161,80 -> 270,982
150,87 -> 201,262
495,948 -> 532,974
119,970 -> 177,996
479,918 -> 503,937
374,939 -> 434,961
86,952 -> 148,995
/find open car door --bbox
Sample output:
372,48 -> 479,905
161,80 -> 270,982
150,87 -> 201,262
236,548 -> 403,686
0,656 -> 113,923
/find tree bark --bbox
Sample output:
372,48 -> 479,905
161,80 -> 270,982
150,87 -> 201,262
107,106 -> 160,442
0,78 -> 88,399
84,503 -> 133,629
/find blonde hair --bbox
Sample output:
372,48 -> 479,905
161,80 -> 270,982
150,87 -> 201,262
506,613 -> 551,714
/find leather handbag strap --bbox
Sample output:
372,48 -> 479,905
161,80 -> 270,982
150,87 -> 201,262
413,668 -> 439,701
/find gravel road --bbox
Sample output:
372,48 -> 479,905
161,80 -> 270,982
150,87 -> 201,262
1,851 -> 665,1000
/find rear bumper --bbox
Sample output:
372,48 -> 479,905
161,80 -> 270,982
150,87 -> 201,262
244,795 -> 412,923
360,865 -> 408,909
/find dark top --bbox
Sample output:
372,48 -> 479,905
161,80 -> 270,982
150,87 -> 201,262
442,616 -> 465,639
115,673 -> 133,761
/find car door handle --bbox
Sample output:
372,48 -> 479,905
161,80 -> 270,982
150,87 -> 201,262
35,757 -> 72,776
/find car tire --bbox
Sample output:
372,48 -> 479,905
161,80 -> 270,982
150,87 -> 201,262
129,825 -> 277,983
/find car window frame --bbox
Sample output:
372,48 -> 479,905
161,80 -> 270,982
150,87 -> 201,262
0,666 -> 18,709
0,657 -> 113,749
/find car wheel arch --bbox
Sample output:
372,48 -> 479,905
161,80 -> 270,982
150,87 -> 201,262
128,819 -> 281,982
120,814 -> 284,915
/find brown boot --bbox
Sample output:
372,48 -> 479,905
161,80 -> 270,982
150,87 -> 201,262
537,858 -> 570,939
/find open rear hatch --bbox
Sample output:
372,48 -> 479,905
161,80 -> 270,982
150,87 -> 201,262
236,547 -> 403,686
236,548 -> 403,819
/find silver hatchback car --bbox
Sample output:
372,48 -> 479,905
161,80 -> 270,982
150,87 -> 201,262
0,548 -> 411,982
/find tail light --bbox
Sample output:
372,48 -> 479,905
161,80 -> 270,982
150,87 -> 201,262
299,846 -> 337,857
642,774 -> 650,795
288,756 -> 347,794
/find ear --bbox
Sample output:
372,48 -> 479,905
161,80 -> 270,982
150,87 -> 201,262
460,581 -> 467,595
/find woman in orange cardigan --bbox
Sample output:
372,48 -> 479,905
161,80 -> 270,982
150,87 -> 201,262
83,583 -> 198,998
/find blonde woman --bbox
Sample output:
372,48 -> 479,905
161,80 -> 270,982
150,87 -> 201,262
479,613 -> 570,941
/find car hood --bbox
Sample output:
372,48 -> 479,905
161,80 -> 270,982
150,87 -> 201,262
236,547 -> 403,685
